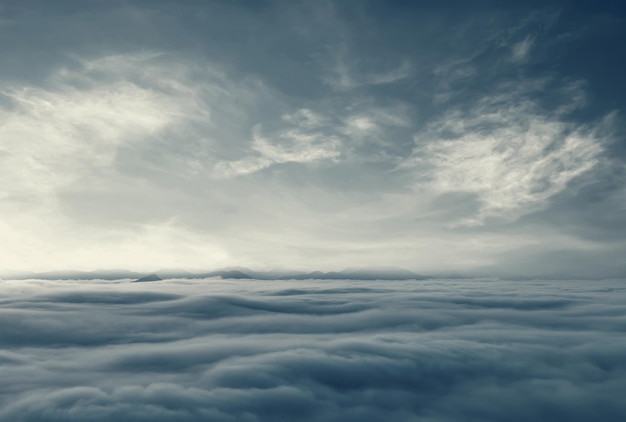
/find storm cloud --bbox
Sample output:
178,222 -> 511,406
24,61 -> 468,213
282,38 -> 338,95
1,278 -> 625,421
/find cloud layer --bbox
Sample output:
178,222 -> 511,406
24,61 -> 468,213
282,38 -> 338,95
1,278 -> 625,421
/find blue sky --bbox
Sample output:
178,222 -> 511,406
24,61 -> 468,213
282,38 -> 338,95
0,0 -> 625,277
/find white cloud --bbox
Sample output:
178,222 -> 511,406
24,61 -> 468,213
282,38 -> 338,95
281,108 -> 327,129
212,123 -> 342,179
407,85 -> 611,225
212,98 -> 418,179
252,127 -> 341,163
0,53 -> 243,271
0,80 -> 182,198
211,157 -> 273,179
344,115 -> 377,133
341,105 -> 411,137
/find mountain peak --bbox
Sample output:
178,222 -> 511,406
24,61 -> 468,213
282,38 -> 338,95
134,274 -> 162,282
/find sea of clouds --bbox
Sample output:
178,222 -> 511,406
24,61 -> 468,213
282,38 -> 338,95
1,277 -> 625,421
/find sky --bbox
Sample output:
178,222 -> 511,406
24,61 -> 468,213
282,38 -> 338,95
1,0 -> 625,277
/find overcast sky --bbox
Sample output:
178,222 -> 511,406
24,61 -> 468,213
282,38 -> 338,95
1,0 -> 625,277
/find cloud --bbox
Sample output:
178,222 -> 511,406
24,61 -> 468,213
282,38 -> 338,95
366,60 -> 412,85
0,54 -> 186,199
510,35 -> 535,63
212,121 -> 342,179
322,44 -> 412,91
212,101 -> 413,179
0,278 -> 625,421
0,53 -> 260,270
406,81 -> 613,225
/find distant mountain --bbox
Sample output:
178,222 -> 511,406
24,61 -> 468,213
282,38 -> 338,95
91,269 -> 145,280
11,269 -> 144,280
196,270 -> 253,279
194,267 -> 427,281
218,270 -> 253,279
279,268 -> 428,281
3,267 -> 430,281
155,268 -> 196,279
134,274 -> 162,282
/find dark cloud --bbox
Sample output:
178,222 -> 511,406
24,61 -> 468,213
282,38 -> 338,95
0,278 -> 625,421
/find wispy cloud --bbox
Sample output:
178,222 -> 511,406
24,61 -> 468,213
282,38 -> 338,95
0,53 -> 252,270
213,102 -> 413,179
510,35 -> 536,63
0,57 -> 187,198
322,45 -> 412,91
212,114 -> 342,179
365,59 -> 412,85
406,82 -> 612,225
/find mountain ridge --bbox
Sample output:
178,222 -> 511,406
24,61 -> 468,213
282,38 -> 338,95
1,267 -> 430,281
